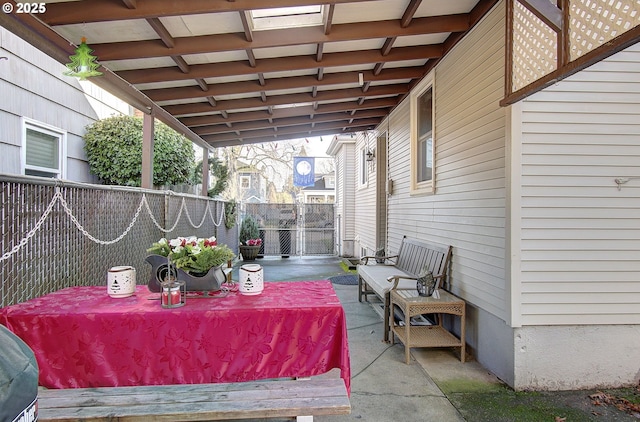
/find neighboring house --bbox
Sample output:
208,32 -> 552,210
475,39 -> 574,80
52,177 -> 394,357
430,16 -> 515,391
0,27 -> 130,182
236,161 -> 267,203
300,173 -> 336,204
327,135 -> 356,258
337,2 -> 640,391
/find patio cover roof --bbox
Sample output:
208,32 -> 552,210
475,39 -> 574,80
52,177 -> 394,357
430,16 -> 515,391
5,0 -> 637,151
0,0 -> 498,150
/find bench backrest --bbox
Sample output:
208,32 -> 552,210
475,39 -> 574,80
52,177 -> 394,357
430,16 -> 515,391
396,237 -> 452,282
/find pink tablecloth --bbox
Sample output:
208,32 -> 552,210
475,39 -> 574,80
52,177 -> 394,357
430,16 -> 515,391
1,281 -> 350,393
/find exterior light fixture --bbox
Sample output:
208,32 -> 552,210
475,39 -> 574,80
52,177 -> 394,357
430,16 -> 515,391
63,37 -> 102,80
365,149 -> 375,162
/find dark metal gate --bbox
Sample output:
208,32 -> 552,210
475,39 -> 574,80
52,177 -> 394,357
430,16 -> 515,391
244,203 -> 335,256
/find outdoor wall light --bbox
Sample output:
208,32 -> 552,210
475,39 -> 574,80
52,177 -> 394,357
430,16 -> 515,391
365,149 -> 375,162
63,37 -> 103,80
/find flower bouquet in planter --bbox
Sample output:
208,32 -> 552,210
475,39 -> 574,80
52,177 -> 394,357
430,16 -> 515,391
146,236 -> 235,293
245,238 -> 262,247
239,216 -> 262,261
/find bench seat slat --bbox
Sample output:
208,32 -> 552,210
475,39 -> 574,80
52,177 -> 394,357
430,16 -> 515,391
38,380 -> 345,407
38,379 -> 350,422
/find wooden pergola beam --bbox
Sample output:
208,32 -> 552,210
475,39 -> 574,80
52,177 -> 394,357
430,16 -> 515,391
179,97 -> 397,127
41,0 -> 374,25
202,119 -> 380,144
163,85 -> 407,116
144,67 -> 423,102
193,108 -> 387,136
118,45 -> 443,84
87,15 -> 468,61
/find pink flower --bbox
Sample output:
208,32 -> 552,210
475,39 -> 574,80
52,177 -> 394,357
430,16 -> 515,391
247,239 -> 262,246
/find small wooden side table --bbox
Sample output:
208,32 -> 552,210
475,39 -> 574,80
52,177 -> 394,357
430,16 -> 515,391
390,289 -> 466,364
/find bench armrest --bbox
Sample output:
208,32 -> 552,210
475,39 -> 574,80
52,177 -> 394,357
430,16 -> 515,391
386,275 -> 417,289
386,273 -> 445,290
361,255 -> 399,265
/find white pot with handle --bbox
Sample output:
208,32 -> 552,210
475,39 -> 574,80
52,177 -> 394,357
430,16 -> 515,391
239,264 -> 263,295
107,266 -> 136,298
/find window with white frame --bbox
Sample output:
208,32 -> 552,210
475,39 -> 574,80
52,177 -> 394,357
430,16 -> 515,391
410,75 -> 435,194
22,119 -> 66,179
324,175 -> 335,189
359,147 -> 368,187
240,175 -> 251,189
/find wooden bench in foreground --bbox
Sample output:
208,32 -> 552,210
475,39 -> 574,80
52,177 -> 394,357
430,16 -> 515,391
38,378 -> 350,422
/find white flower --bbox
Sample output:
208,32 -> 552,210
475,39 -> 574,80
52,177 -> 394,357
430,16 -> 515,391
169,238 -> 183,248
191,245 -> 202,255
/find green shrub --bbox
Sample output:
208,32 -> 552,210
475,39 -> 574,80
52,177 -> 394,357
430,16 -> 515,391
83,115 -> 195,186
224,201 -> 237,229
239,215 -> 260,244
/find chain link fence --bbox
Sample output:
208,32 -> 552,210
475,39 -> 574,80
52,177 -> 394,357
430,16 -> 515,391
244,202 -> 335,257
0,176 -> 236,307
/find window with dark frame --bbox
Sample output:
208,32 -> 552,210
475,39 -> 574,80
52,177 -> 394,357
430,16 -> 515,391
417,87 -> 433,184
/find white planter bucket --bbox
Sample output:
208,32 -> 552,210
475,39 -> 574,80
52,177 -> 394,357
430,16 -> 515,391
239,264 -> 264,295
107,266 -> 136,298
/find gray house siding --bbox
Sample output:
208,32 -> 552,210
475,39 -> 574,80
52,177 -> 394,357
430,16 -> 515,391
0,27 -> 129,182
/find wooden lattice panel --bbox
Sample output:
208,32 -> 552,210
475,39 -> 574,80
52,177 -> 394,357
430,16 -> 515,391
512,0 -> 559,91
570,0 -> 640,60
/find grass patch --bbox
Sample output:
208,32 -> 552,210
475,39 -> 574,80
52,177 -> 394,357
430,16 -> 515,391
449,389 -> 594,422
340,261 -> 357,274
438,378 -> 506,395
446,386 -> 640,422
604,387 -> 640,405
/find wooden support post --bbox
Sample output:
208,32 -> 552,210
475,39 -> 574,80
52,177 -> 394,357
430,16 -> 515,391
201,147 -> 209,197
141,111 -> 154,189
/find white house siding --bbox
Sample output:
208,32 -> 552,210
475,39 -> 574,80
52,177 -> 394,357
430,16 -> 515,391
518,42 -> 640,326
388,3 -> 507,318
511,42 -> 640,390
343,144 -> 357,255
354,132 -> 378,257
331,138 -> 356,257
0,27 -> 129,182
383,2 -> 515,384
386,101 -> 412,254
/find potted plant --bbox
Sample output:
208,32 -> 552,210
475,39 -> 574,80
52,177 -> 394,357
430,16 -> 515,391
146,236 -> 235,292
239,215 -> 261,261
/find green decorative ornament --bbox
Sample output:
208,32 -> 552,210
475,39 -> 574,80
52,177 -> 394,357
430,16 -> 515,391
63,37 -> 103,80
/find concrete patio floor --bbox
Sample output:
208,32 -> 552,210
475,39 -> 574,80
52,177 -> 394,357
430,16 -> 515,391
231,256 -> 496,421
232,256 -> 640,422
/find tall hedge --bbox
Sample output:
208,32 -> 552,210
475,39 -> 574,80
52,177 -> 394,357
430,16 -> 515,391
83,115 -> 195,187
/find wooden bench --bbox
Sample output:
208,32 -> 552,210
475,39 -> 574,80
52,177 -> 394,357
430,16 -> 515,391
37,378 -> 350,422
358,236 -> 452,342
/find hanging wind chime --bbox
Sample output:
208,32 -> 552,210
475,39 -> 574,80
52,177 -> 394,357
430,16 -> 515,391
63,37 -> 103,80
